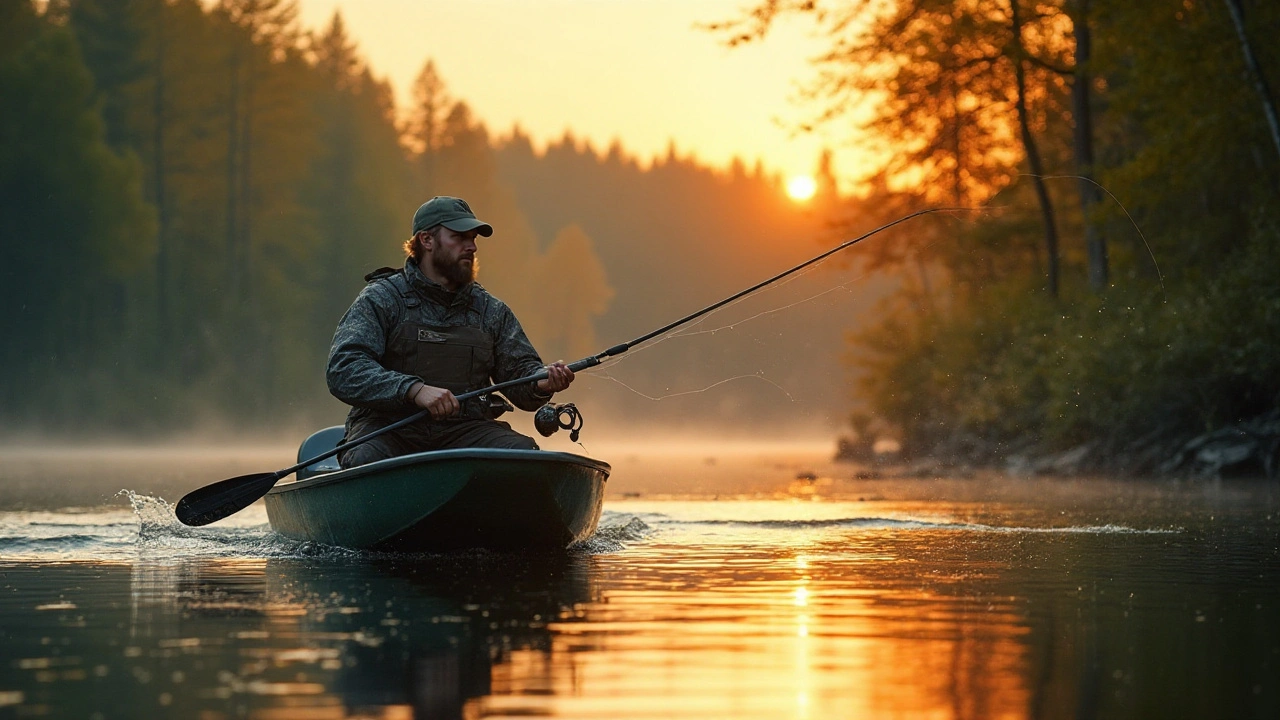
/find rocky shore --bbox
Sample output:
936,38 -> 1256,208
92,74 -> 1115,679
836,409 -> 1280,480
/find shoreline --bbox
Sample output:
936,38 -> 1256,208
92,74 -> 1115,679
843,408 -> 1280,482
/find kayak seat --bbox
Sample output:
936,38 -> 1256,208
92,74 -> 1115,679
297,425 -> 345,480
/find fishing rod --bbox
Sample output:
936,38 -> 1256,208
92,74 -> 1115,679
175,207 -> 953,527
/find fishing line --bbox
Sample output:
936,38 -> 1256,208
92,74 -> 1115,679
608,263 -> 829,355
576,263 -> 839,399
665,225 -> 968,342
1018,173 -> 1165,297
667,264 -> 877,339
580,207 -> 982,403
662,263 -> 838,339
585,252 -> 926,404
604,207 -> 981,359
592,371 -> 797,403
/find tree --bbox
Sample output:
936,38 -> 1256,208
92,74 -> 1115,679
1092,0 -> 1279,275
711,0 -> 1088,296
1008,0 -> 1061,296
1221,0 -> 1280,163
67,0 -> 149,149
301,10 -> 408,397
407,59 -> 452,177
0,0 -> 155,422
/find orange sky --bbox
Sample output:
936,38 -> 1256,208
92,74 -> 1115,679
294,0 -> 872,190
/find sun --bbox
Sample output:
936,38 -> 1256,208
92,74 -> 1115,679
786,175 -> 817,202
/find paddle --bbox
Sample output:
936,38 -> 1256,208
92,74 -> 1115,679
175,207 -> 954,527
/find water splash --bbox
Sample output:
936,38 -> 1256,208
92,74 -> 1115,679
573,513 -> 653,553
116,490 -> 360,561
118,490 -> 182,542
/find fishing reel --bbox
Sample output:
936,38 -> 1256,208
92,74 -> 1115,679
534,402 -> 585,442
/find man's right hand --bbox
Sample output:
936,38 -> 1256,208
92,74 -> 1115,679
409,382 -> 459,419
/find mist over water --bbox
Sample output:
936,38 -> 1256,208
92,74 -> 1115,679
0,447 -> 1277,719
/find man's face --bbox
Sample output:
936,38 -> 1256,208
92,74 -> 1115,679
429,226 -> 480,287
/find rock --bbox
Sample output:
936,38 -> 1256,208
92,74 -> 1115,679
1160,411 -> 1280,479
1192,430 -> 1258,477
860,408 -> 1279,480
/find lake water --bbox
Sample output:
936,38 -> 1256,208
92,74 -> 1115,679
0,443 -> 1277,719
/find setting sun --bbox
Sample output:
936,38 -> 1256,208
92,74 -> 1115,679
786,175 -> 818,201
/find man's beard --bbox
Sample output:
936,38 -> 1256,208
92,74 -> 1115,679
432,253 -> 477,287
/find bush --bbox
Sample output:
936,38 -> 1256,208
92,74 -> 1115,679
852,219 -> 1280,464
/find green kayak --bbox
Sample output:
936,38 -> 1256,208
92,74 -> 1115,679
264,427 -> 610,551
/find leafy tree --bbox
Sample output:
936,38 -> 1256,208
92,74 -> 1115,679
717,0 -> 1280,461
67,0 -> 148,150
711,0 -> 1097,297
0,0 -> 155,424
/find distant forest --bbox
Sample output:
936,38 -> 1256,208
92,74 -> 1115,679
3,0 -> 1279,464
0,0 -> 879,439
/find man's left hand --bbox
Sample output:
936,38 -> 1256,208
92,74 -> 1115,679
536,361 -> 574,394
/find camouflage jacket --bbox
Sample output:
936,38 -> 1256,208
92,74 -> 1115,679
326,258 -> 550,424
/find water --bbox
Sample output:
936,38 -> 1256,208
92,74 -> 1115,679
0,445 -> 1277,719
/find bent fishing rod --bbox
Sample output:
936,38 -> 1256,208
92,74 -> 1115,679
175,207 -> 952,526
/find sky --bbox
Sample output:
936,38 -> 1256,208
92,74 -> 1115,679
294,0 -> 870,191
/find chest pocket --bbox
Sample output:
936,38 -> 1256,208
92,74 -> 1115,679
389,323 -> 494,395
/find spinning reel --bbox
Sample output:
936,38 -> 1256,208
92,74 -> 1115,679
534,402 -> 586,442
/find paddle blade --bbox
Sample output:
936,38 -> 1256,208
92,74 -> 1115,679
175,472 -> 282,526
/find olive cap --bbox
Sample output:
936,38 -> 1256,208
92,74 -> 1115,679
411,196 -> 493,236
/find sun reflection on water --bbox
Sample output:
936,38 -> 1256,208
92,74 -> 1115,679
2,470 -> 1276,719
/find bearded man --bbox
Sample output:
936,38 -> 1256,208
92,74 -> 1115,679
326,196 -> 574,468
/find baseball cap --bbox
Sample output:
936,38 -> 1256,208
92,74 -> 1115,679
411,196 -> 494,236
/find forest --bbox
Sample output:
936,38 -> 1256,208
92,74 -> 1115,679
715,0 -> 1280,472
2,0 -> 1278,474
1,0 -> 868,440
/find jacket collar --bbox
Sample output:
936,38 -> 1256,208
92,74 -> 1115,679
403,257 -> 476,306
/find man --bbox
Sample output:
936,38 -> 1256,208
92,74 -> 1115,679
327,196 -> 574,467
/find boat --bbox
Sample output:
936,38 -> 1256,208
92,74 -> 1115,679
263,426 -> 610,551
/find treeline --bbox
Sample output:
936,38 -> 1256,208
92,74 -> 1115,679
16,0 -> 1270,455
2,0 -> 869,437
724,0 -> 1280,464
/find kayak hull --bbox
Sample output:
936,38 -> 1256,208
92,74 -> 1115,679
264,431 -> 608,551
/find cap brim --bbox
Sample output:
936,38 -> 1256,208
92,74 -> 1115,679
442,218 -> 494,237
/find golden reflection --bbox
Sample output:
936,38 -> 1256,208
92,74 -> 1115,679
522,534 -> 1035,719
105,504 -> 1045,719
118,502 -> 1043,718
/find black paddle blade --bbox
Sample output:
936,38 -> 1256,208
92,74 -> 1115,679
175,472 -> 282,527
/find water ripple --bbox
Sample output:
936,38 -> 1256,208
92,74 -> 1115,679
654,515 -> 1180,534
